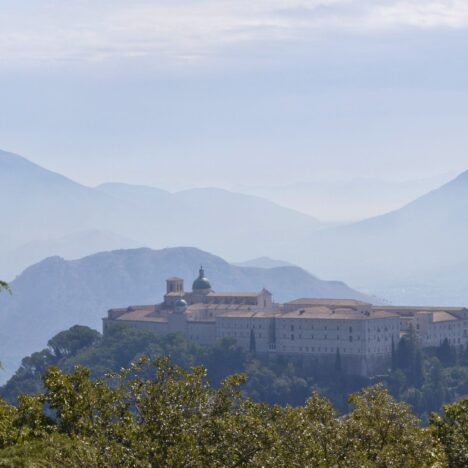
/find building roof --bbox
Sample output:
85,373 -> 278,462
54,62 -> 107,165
432,311 -> 459,322
216,307 -> 397,320
126,305 -> 156,312
217,310 -> 277,318
167,277 -> 183,281
286,298 -> 371,307
207,292 -> 259,298
188,303 -> 255,311
116,309 -> 167,323
278,307 -> 397,320
374,306 -> 467,313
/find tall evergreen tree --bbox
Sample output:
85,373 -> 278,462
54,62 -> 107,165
412,348 -> 424,387
249,329 -> 256,353
437,338 -> 455,366
334,348 -> 342,372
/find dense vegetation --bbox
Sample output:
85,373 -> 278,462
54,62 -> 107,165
2,325 -> 468,421
0,355 -> 467,466
0,325 -> 467,465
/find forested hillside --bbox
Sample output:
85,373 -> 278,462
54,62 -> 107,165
0,334 -> 466,466
2,325 -> 467,421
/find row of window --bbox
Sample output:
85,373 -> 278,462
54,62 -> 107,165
219,332 -> 263,339
282,324 -> 355,332
219,321 -> 263,329
279,345 -> 392,354
283,333 -> 358,342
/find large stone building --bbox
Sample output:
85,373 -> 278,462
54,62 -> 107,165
103,268 -> 468,377
373,305 -> 468,348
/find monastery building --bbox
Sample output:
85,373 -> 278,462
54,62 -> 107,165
104,268 -> 468,377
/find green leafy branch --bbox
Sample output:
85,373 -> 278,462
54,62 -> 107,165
0,280 -> 11,294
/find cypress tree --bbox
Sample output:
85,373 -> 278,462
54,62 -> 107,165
413,348 -> 424,386
334,348 -> 342,372
437,338 -> 455,366
249,329 -> 256,353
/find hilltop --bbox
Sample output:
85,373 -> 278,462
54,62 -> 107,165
0,246 -> 373,381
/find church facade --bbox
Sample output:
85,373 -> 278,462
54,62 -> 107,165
103,268 -> 468,377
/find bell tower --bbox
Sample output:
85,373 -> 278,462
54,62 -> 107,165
166,277 -> 184,294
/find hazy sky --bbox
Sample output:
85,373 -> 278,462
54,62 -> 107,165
1,0 -> 468,189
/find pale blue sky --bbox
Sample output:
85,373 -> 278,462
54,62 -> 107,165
1,0 -> 468,189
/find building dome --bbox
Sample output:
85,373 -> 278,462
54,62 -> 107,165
175,298 -> 188,308
192,267 -> 212,291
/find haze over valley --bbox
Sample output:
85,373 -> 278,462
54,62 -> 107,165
233,173 -> 455,223
0,149 -> 321,279
1,148 -> 467,308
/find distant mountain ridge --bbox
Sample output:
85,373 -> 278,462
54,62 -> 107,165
233,257 -> 294,269
235,173 -> 454,222
0,149 -> 321,279
1,230 -> 143,278
288,169 -> 468,305
0,246 -> 375,382
2,148 -> 468,306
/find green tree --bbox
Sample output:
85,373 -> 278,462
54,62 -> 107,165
396,328 -> 425,386
272,392 -> 344,466
0,358 -> 449,466
40,358 -> 279,466
334,348 -> 342,372
461,342 -> 468,366
430,397 -> 468,467
47,325 -> 101,360
0,280 -> 10,294
249,329 -> 256,353
413,348 -> 424,386
344,384 -> 443,466
437,338 -> 456,367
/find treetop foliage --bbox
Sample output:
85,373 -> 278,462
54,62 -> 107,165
0,280 -> 10,294
2,324 -> 468,421
1,357 -> 462,467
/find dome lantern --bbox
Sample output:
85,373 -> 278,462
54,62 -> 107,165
192,266 -> 212,292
